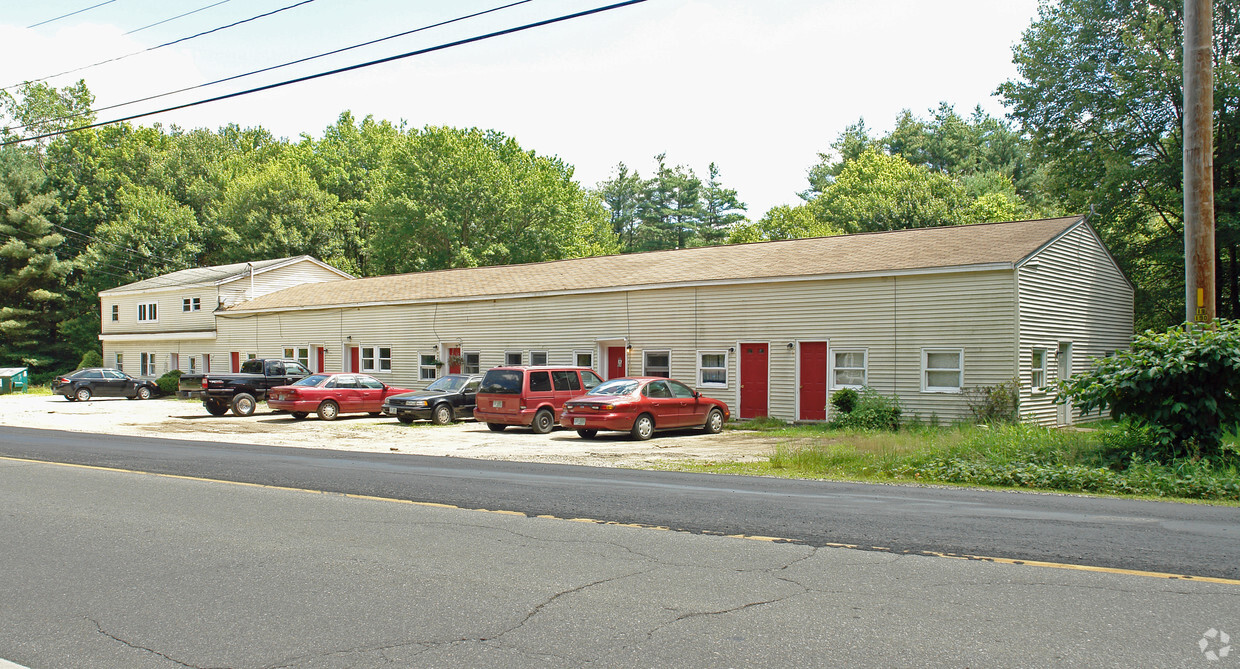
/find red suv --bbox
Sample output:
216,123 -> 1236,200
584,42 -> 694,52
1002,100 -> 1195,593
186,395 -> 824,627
474,366 -> 604,434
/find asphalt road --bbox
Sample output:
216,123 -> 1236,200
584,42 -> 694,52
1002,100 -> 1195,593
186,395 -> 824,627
1,425 -> 1237,580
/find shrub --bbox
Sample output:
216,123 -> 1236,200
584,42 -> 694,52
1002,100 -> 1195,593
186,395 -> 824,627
78,349 -> 103,369
155,369 -> 182,394
963,377 -> 1019,424
830,387 -> 901,430
1058,320 -> 1240,459
830,388 -> 859,415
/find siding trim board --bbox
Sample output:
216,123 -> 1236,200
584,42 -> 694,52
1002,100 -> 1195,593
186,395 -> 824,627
99,331 -> 217,341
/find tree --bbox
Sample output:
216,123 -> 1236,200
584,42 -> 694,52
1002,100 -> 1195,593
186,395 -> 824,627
727,204 -> 839,244
699,163 -> 747,244
0,147 -> 74,371
597,163 -> 644,252
999,0 -> 1240,329
809,150 -> 974,233
0,80 -> 95,152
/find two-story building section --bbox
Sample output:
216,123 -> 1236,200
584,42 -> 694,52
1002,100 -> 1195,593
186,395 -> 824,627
98,256 -> 353,378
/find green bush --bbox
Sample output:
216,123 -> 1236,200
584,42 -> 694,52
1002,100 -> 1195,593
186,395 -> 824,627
155,369 -> 182,394
830,387 -> 901,430
78,350 -> 103,369
830,388 -> 859,415
1058,320 -> 1240,459
963,377 -> 1019,424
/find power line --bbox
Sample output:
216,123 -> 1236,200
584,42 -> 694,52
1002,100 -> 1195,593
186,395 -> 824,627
5,0 -> 320,92
124,0 -> 233,36
27,0 -> 118,29
53,223 -> 186,265
4,0 -> 534,135
1,0 -> 651,148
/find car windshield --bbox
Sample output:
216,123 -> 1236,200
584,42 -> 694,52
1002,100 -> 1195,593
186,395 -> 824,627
292,374 -> 329,387
426,376 -> 467,392
588,379 -> 639,396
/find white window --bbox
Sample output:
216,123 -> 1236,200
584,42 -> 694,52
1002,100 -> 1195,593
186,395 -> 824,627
169,353 -> 179,371
697,351 -> 728,388
530,351 -> 548,366
110,304 -> 118,322
420,353 -> 439,381
114,353 -> 123,371
284,346 -> 310,369
188,356 -> 198,374
463,352 -> 480,374
140,352 -> 157,377
575,350 -> 594,369
922,348 -> 963,393
182,297 -> 201,312
1031,348 -> 1047,391
137,302 -> 158,323
832,349 -> 868,389
644,351 -> 670,378
360,346 -> 391,373
505,351 -> 523,366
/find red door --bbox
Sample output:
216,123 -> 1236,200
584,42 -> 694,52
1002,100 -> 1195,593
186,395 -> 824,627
316,346 -> 325,373
799,341 -> 828,421
349,346 -> 360,373
739,343 -> 768,419
607,346 -> 627,379
230,352 -> 240,373
448,347 -> 461,374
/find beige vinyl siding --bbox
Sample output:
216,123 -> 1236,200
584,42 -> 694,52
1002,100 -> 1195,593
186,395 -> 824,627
217,261 -> 348,307
1017,223 -> 1134,425
102,339 -> 217,378
100,287 -> 217,335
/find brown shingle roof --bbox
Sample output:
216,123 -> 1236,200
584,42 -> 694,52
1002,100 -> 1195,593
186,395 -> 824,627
226,216 -> 1084,314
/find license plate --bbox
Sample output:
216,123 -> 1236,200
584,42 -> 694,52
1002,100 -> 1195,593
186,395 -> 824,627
492,400 -> 503,408
573,417 -> 586,426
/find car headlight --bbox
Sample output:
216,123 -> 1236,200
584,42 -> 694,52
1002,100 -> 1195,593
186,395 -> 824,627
413,400 -> 428,407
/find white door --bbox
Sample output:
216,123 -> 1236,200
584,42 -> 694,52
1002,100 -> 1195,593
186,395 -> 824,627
1057,342 -> 1073,426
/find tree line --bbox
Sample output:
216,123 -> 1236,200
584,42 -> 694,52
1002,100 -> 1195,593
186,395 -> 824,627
1,0 -> 1237,379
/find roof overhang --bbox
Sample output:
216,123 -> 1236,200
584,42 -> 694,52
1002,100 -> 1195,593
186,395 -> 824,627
215,256 -> 354,287
98,331 -> 217,342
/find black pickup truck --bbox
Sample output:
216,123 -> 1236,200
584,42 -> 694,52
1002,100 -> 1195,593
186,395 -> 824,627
179,358 -> 312,416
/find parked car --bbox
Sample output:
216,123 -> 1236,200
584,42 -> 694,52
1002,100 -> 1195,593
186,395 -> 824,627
381,374 -> 483,424
179,358 -> 311,416
473,366 -> 604,434
560,377 -> 729,440
267,373 -> 412,420
52,368 -> 160,401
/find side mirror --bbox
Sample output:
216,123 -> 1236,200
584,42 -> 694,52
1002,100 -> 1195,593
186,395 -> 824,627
693,391 -> 701,398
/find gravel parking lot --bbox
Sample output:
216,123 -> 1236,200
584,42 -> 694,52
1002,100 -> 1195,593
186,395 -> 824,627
0,395 -> 778,468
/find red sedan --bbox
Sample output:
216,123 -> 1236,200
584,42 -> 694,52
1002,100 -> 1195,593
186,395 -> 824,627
559,377 -> 729,440
268,373 -> 412,420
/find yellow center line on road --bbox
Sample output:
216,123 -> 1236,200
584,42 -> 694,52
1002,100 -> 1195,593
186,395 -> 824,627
5,455 -> 1239,586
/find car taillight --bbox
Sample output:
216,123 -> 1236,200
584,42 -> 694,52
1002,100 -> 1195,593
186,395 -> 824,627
55,377 -> 69,384
201,378 -> 209,389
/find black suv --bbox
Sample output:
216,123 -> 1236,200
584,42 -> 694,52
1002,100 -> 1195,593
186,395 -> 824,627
382,374 -> 483,424
53,368 -> 160,401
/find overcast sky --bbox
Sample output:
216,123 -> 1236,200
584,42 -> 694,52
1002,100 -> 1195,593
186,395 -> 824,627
0,0 -> 1042,218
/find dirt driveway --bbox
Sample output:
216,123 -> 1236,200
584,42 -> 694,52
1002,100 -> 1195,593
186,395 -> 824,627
0,395 -> 780,468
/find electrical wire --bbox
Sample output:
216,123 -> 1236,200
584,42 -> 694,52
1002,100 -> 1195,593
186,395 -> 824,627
1,0 -> 650,147
124,0 -> 233,36
4,0 -> 534,135
4,0 -> 320,92
27,0 -> 118,29
53,223 -> 187,265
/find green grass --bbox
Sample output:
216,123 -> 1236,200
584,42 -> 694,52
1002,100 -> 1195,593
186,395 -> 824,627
0,384 -> 53,396
678,422 -> 1240,503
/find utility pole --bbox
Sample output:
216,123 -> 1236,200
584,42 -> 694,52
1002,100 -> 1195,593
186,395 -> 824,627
1184,0 -> 1215,324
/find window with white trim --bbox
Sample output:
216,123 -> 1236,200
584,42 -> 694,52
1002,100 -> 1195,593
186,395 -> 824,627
644,351 -> 670,378
284,346 -> 310,369
137,302 -> 158,323
505,351 -> 523,366
1031,348 -> 1047,391
832,349 -> 867,389
420,353 -> 439,381
111,304 -> 118,322
182,297 -> 201,312
697,351 -> 728,388
360,346 -> 391,373
575,350 -> 593,369
463,352 -> 480,374
922,348 -> 963,392
140,352 -> 157,377
114,353 -> 123,372
530,351 -> 548,366
188,356 -> 198,374
169,353 -> 179,371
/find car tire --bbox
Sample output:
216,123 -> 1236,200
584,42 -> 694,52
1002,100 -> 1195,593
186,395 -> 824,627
136,386 -> 152,400
317,400 -> 339,421
486,423 -> 507,432
75,387 -> 92,402
703,408 -> 724,434
291,412 -> 308,420
397,415 -> 415,424
576,429 -> 598,439
431,404 -> 453,425
530,409 -> 554,434
231,393 -> 257,417
630,413 -> 654,441
205,400 -> 229,416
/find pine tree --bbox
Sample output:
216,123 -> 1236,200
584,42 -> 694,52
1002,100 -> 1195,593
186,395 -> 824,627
699,163 -> 747,244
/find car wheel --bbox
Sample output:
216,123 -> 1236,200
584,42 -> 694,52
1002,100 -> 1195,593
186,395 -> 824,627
703,408 -> 724,434
136,386 -> 152,400
576,429 -> 598,439
530,409 -> 554,434
231,393 -> 257,417
291,412 -> 308,420
317,400 -> 339,421
431,404 -> 453,425
75,387 -> 92,402
486,423 -> 507,432
630,413 -> 654,441
397,415 -> 415,424
205,400 -> 230,416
